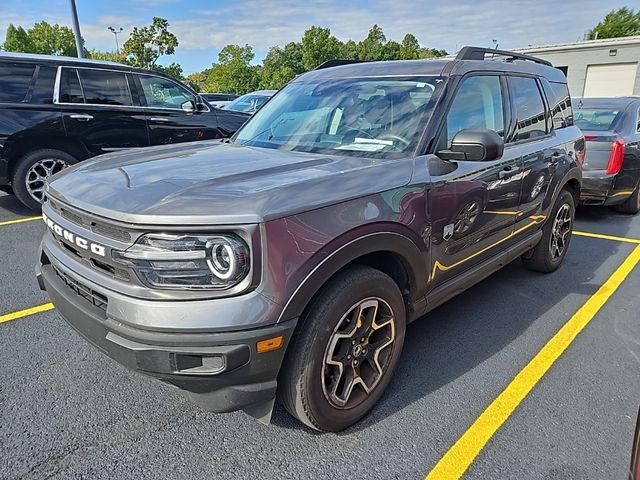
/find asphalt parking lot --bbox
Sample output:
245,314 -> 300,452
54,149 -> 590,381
1,191 -> 639,480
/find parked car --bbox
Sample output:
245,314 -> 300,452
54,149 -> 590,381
200,93 -> 238,108
223,90 -> 276,114
574,97 -> 640,214
200,93 -> 238,103
37,47 -> 583,432
0,52 -> 250,210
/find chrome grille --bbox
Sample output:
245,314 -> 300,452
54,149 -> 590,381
54,265 -> 108,312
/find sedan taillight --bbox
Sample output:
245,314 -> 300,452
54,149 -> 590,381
606,139 -> 625,175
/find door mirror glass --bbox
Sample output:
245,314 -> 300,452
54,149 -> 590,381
181,99 -> 195,112
437,128 -> 504,161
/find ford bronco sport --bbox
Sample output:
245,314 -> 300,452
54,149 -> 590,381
37,47 -> 583,431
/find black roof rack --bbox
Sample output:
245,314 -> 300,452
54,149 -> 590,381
455,46 -> 553,67
314,59 -> 367,70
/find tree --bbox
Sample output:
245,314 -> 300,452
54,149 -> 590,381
301,26 -> 344,70
358,24 -> 386,61
399,34 -> 421,60
589,7 -> 640,39
205,44 -> 260,94
122,17 -> 178,69
2,21 -> 78,56
86,49 -> 123,63
259,42 -> 304,89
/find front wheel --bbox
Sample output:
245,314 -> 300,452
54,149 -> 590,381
278,265 -> 406,431
12,149 -> 76,211
522,189 -> 575,273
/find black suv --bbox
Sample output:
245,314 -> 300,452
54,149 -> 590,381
0,52 -> 250,209
37,47 -> 584,431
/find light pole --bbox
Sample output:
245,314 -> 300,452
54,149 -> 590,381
69,0 -> 84,58
108,26 -> 124,54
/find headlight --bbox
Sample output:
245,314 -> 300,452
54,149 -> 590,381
112,233 -> 250,290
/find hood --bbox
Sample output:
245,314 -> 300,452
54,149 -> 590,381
47,141 -> 414,225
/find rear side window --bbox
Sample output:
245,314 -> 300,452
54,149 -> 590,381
78,69 -> 132,106
547,82 -> 573,129
445,75 -> 505,146
510,76 -> 547,142
30,65 -> 57,104
59,68 -> 84,103
0,62 -> 35,103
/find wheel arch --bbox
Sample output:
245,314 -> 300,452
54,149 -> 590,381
6,136 -> 88,181
278,231 -> 428,324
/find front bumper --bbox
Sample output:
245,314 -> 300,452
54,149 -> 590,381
37,252 -> 297,416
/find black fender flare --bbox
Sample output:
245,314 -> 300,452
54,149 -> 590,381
277,230 -> 428,323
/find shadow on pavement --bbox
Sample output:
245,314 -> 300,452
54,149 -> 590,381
0,193 -> 37,217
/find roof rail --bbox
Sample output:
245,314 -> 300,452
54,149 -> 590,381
455,46 -> 553,67
314,59 -> 366,70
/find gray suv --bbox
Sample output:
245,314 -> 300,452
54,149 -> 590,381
37,47 -> 583,431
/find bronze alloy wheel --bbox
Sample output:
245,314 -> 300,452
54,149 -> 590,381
549,203 -> 572,260
321,297 -> 396,409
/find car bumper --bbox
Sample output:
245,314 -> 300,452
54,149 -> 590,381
580,170 -> 638,206
36,250 -> 297,416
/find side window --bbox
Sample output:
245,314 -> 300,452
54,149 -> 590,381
510,76 -> 547,141
0,62 -> 36,103
59,68 -> 84,103
30,65 -> 57,104
138,75 -> 193,109
445,75 -> 504,146
77,69 -> 132,106
636,108 -> 640,133
547,81 -> 573,129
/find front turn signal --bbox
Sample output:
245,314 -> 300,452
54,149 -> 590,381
257,335 -> 284,353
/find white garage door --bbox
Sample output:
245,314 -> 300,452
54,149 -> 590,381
583,63 -> 638,97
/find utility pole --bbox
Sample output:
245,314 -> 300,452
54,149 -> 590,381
69,0 -> 84,58
108,27 -> 124,54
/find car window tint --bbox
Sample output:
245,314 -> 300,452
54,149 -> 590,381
78,69 -> 132,106
548,82 -> 573,129
637,108 -> 640,133
511,76 -> 547,141
30,65 -> 57,104
445,75 -> 504,146
59,68 -> 84,103
0,62 -> 35,102
139,75 -> 192,109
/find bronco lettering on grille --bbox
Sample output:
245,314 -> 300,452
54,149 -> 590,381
42,213 -> 106,257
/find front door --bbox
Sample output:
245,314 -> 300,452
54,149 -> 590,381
135,74 -> 223,145
428,74 -> 523,289
58,67 -> 149,156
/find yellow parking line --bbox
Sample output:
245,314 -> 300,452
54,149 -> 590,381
425,243 -> 640,480
0,216 -> 41,227
0,303 -> 54,325
573,230 -> 640,245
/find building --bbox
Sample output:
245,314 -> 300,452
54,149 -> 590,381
514,36 -> 640,98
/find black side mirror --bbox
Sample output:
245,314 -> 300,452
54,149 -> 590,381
194,95 -> 207,111
437,129 -> 504,162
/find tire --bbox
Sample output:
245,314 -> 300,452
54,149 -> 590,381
12,149 -> 77,211
613,185 -> 640,215
522,189 -> 575,273
278,265 -> 406,432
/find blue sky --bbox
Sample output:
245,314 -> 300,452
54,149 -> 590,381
0,0 -> 625,74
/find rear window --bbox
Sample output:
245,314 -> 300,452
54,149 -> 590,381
0,62 -> 35,103
547,82 -> 573,129
59,68 -> 84,103
574,108 -> 623,131
78,69 -> 132,106
509,76 -> 547,142
30,65 -> 57,104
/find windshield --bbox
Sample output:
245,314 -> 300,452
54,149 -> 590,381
226,93 -> 273,113
234,77 -> 442,158
574,108 -> 623,131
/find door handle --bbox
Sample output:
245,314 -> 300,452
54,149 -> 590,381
498,166 -> 521,179
149,117 -> 169,122
68,114 -> 93,121
550,152 -> 562,165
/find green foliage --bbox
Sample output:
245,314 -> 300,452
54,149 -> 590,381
2,21 -> 78,56
122,16 -> 178,69
204,44 -> 260,94
301,26 -> 345,70
85,49 -> 123,63
588,7 -> 640,39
